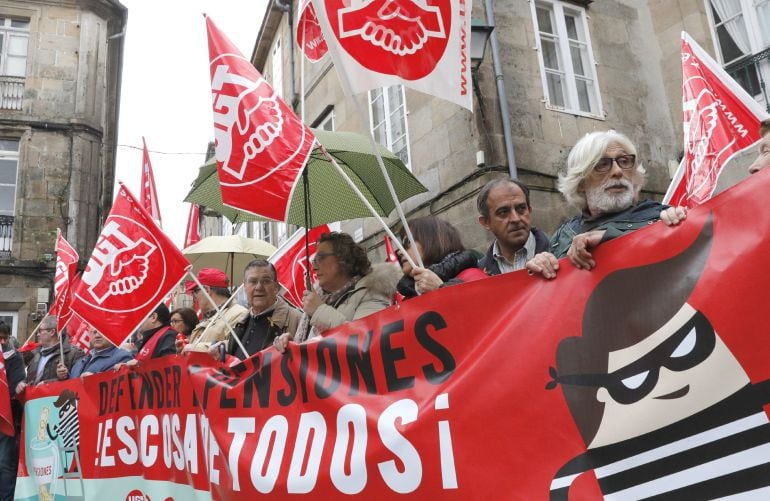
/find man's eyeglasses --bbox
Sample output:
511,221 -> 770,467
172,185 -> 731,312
593,154 -> 636,173
547,311 -> 715,404
246,277 -> 276,287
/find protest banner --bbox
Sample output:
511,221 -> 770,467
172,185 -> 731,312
14,170 -> 770,499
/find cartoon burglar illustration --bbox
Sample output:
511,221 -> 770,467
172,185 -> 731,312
46,389 -> 80,472
547,215 -> 770,499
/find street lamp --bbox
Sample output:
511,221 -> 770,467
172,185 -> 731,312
471,18 -> 494,72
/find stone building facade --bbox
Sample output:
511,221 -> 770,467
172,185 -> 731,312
0,0 -> 126,341
244,0 -> 767,260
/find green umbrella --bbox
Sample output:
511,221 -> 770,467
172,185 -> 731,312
184,128 -> 428,227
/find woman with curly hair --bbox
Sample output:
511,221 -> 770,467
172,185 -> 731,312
277,232 -> 400,348
396,216 -> 488,298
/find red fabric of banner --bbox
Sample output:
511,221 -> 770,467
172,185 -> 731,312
15,170 -> 770,498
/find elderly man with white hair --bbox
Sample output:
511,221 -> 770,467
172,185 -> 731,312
527,130 -> 683,278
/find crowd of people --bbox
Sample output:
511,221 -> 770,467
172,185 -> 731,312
0,124 -> 768,500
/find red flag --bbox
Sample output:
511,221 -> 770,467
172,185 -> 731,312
269,224 -> 329,308
311,0 -> 472,109
0,354 -> 13,436
206,15 -> 316,221
70,183 -> 191,347
50,229 -> 79,331
184,203 -> 201,248
18,338 -> 38,353
383,234 -> 398,263
664,32 -> 770,208
297,0 -> 328,62
140,137 -> 162,226
65,313 -> 93,354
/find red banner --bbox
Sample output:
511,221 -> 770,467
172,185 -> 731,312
70,183 -> 191,347
311,0 -> 472,109
665,32 -> 770,207
15,170 -> 770,499
140,137 -> 163,226
51,229 -> 79,331
270,224 -> 329,308
206,15 -> 316,222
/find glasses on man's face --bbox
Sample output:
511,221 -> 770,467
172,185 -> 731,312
312,252 -> 335,265
246,277 -> 276,287
191,287 -> 201,295
593,154 -> 636,173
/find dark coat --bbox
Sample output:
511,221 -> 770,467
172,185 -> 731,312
25,342 -> 84,385
228,297 -> 302,359
69,346 -> 134,378
398,250 -> 485,298
136,325 -> 177,359
479,227 -> 551,275
549,200 -> 667,258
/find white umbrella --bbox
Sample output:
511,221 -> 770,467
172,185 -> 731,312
183,235 -> 277,285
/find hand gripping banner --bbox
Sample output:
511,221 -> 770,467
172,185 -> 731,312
206,15 -> 317,222
15,170 -> 770,499
310,0 -> 472,110
70,184 -> 191,347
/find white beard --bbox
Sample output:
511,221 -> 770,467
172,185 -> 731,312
585,178 -> 637,216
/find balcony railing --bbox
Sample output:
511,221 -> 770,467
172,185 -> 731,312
0,215 -> 12,259
0,75 -> 23,111
727,48 -> 770,113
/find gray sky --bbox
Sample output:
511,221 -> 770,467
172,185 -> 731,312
115,0 -> 268,247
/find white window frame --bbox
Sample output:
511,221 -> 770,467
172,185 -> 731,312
0,138 -> 19,217
530,0 -> 604,118
0,17 -> 29,77
0,311 -> 18,339
271,37 -> 283,98
368,85 -> 412,170
704,0 -> 770,106
318,109 -> 335,131
261,221 -> 272,244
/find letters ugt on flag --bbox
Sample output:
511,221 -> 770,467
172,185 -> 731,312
206,15 -> 316,222
665,32 -> 770,208
70,183 -> 190,346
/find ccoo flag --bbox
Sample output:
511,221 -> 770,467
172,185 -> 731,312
310,0 -> 472,110
664,32 -> 770,208
70,183 -> 191,347
206,15 -> 317,222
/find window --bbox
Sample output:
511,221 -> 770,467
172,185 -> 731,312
0,17 -> 28,77
318,109 -> 334,131
707,0 -> 770,106
261,221 -> 272,244
531,1 -> 602,117
369,85 -> 411,168
271,37 -> 282,98
276,222 -> 288,244
0,139 -> 19,217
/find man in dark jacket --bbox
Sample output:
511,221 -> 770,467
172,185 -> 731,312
119,304 -> 176,369
526,130 -> 681,279
476,178 -> 550,275
16,315 -> 83,393
0,324 -> 24,501
67,331 -> 133,378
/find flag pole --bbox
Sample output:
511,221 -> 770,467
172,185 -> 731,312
195,283 -> 244,345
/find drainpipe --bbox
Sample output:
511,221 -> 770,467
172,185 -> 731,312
484,0 -> 517,179
275,0 -> 298,108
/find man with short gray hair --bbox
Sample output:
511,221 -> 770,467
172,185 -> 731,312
476,177 -> 550,275
16,315 -> 83,394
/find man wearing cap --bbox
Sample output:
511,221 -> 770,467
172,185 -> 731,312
182,268 -> 248,353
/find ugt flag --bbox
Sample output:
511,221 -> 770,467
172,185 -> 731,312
269,224 -> 330,308
297,0 -> 328,62
140,137 -> 162,226
51,229 -> 79,331
70,183 -> 191,347
311,0 -> 472,110
664,31 -> 770,208
206,15 -> 316,222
